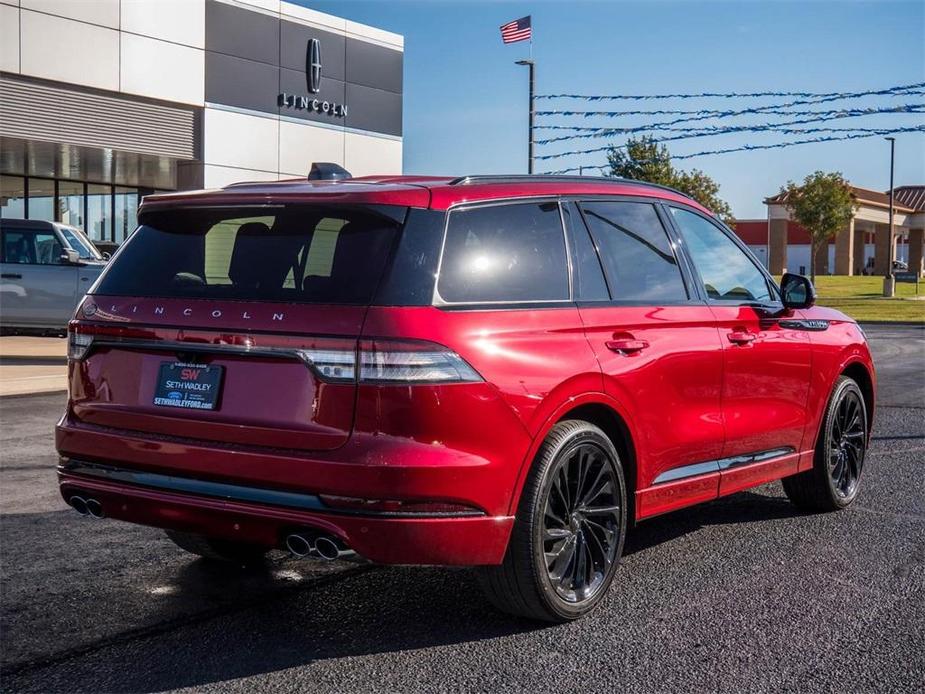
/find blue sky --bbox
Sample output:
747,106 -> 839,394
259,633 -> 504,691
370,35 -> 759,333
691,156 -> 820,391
299,0 -> 925,218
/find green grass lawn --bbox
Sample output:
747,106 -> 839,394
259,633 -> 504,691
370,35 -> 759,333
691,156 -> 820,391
778,275 -> 925,324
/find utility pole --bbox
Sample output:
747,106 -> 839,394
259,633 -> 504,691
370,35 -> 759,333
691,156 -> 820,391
884,136 -> 896,297
515,59 -> 535,174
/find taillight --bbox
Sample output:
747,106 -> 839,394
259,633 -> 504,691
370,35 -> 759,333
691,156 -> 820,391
67,324 -> 93,360
300,339 -> 481,384
358,340 -> 482,384
296,347 -> 356,382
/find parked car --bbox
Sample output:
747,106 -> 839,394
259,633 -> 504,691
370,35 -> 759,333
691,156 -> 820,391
0,219 -> 107,334
57,167 -> 875,622
862,256 -> 909,274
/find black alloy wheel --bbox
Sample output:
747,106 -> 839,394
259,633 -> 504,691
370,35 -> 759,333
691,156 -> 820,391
477,420 -> 627,622
783,376 -> 868,511
542,441 -> 622,603
828,385 -> 866,500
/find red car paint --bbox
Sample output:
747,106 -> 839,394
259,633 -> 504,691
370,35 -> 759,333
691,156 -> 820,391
57,175 -> 875,565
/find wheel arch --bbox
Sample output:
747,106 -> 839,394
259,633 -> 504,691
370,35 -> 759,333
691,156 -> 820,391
557,402 -> 638,527
841,360 -> 875,438
508,394 -> 640,524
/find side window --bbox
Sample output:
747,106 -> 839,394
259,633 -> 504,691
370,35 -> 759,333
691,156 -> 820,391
563,202 -> 609,301
2,230 -> 37,264
580,201 -> 688,302
438,202 -> 569,303
35,232 -> 65,265
669,207 -> 772,303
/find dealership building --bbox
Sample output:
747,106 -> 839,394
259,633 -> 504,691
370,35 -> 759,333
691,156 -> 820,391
736,184 -> 925,277
0,0 -> 403,248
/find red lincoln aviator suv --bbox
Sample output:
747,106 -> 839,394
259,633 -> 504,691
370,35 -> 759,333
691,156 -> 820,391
58,165 -> 875,622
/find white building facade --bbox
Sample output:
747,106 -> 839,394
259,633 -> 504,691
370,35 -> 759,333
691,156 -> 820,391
1,0 -> 403,249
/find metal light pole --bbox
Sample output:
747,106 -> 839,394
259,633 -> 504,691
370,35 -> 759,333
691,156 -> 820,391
884,136 -> 896,297
515,59 -> 535,174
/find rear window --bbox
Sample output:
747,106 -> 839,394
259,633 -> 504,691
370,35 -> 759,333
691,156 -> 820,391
93,206 -> 401,304
437,202 -> 569,304
580,201 -> 689,303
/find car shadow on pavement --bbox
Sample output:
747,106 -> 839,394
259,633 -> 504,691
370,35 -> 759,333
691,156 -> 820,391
624,486 -> 806,556
3,486 -> 815,693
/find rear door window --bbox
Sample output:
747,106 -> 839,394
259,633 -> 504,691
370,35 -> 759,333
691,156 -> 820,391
437,201 -> 569,304
579,201 -> 689,303
93,206 -> 401,304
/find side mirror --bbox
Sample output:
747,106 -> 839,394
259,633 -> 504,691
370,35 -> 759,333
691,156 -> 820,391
60,249 -> 81,265
781,272 -> 816,309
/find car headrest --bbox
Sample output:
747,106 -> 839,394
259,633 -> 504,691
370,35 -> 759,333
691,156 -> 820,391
228,222 -> 271,287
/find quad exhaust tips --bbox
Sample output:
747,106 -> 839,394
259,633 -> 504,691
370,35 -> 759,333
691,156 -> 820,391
68,495 -> 105,519
285,531 -> 354,561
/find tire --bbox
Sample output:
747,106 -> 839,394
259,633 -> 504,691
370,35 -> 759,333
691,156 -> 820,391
165,529 -> 270,566
782,376 -> 868,512
478,420 -> 627,622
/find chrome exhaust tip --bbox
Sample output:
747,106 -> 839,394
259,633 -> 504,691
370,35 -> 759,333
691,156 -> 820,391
69,496 -> 89,516
85,498 -> 104,519
313,536 -> 342,561
285,533 -> 313,558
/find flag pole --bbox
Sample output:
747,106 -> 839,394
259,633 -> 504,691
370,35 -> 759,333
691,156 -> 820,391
516,34 -> 535,174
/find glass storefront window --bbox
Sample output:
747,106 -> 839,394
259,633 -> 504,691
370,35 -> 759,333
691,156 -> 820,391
114,187 -> 139,244
27,178 -> 55,222
58,180 -> 84,229
1,175 -> 26,219
1,175 -> 150,244
86,183 -> 112,242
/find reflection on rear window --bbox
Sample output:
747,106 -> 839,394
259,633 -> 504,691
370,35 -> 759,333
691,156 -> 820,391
93,206 -> 400,305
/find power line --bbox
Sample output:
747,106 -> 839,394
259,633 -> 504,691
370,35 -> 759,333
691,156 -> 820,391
542,125 -> 925,174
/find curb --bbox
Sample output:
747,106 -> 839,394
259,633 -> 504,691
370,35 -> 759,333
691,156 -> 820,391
0,389 -> 68,401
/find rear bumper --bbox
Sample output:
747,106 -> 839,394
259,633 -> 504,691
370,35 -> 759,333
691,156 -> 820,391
58,462 -> 514,566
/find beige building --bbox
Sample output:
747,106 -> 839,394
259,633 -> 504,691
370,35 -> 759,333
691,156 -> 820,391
764,185 -> 925,277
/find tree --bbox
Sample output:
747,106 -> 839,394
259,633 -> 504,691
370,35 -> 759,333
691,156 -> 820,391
779,172 -> 856,283
606,136 -> 735,226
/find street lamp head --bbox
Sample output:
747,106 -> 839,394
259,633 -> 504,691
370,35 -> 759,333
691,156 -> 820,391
515,59 -> 534,66
885,136 -> 895,142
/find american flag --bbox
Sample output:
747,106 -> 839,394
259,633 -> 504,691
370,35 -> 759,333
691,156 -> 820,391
500,16 -> 532,44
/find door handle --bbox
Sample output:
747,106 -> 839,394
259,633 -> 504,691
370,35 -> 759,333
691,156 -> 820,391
1,273 -> 22,279
727,330 -> 757,345
605,338 -> 649,354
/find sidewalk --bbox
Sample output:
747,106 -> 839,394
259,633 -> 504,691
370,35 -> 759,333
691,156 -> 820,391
0,336 -> 68,397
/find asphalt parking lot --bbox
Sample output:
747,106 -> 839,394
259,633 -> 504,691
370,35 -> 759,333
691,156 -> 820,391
1,324 -> 922,693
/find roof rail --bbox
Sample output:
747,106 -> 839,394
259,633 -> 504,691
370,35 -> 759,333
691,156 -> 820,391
448,174 -> 696,201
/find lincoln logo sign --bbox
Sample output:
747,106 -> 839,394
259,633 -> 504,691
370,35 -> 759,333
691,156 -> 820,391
307,38 -> 322,94
277,37 -> 347,118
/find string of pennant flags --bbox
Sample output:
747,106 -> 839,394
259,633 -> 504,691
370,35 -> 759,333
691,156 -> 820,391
543,125 -> 925,175
535,103 -> 925,126
534,104 -> 925,149
531,79 -> 925,172
535,82 -> 925,101
535,90 -> 925,122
